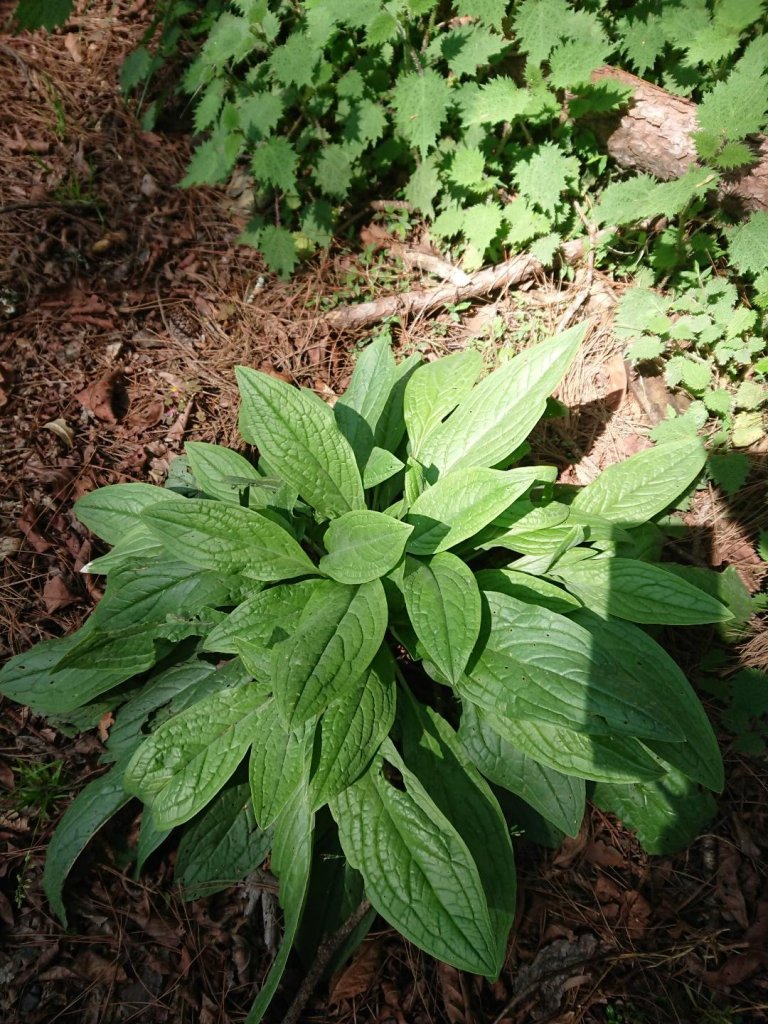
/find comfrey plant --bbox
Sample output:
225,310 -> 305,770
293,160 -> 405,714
0,323 -> 729,1020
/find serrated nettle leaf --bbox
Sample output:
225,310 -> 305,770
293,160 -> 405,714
571,609 -> 723,792
593,769 -> 716,855
402,553 -> 481,684
459,702 -> 585,836
405,348 -> 484,457
399,696 -> 515,963
124,680 -> 270,829
468,704 -> 665,785
552,556 -> 732,625
462,591 -> 685,742
513,142 -> 580,215
320,510 -> 412,584
44,763 -> 132,925
245,784 -> 314,1024
175,781 -> 272,901
255,225 -> 298,279
418,324 -> 585,475
439,24 -> 508,80
141,500 -> 318,581
571,436 -> 706,526
334,334 -> 397,468
405,467 -> 542,555
310,647 -> 396,810
331,742 -> 501,977
75,483 -> 185,545
204,578 -> 322,655
236,367 -> 364,518
251,136 -> 298,192
249,701 -> 314,827
391,68 -> 451,156
272,578 -> 388,727
458,77 -> 533,127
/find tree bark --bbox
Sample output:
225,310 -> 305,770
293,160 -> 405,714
589,65 -> 768,214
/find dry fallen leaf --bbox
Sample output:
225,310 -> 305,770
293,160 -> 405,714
76,372 -> 121,423
43,574 -> 78,614
328,940 -> 382,1003
97,712 -> 115,743
42,418 -> 75,447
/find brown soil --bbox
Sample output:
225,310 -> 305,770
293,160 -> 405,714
1,5 -> 767,1024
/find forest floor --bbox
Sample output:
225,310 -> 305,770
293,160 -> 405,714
1,4 -> 767,1023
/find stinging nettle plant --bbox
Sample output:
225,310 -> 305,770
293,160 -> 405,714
0,324 -> 731,1020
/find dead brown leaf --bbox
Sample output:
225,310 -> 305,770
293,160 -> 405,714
438,962 -> 472,1024
76,372 -> 121,423
97,712 -> 114,743
43,573 -> 78,614
329,939 -> 382,1003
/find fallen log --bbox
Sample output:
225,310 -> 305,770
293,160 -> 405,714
325,234 -> 599,330
590,65 -> 768,214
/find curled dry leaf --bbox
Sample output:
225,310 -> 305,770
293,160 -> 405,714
43,574 -> 78,614
328,939 -> 382,1003
76,372 -> 121,424
42,418 -> 75,447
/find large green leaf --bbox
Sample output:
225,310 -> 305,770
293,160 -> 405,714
272,579 -> 388,727
0,632 -> 141,715
552,556 -> 732,625
417,323 -> 585,474
175,781 -> 272,900
374,351 -> 423,455
310,648 -> 396,810
402,553 -> 482,684
124,680 -> 270,829
472,497 -> 569,551
142,499 -> 318,581
204,579 -> 323,656
571,436 -> 706,526
184,441 -> 263,504
88,562 -> 233,633
571,609 -> 723,791
331,742 -> 501,977
75,483 -> 185,545
80,525 -> 163,576
459,702 -> 585,836
319,510 -> 413,584
236,366 -> 364,518
108,659 -> 218,761
134,809 -> 171,877
464,703 -> 664,784
245,785 -> 314,1024
461,591 -> 685,741
592,769 -> 716,854
475,567 -> 581,614
404,349 -> 484,456
334,334 -> 397,467
44,764 -> 131,925
399,698 -> 516,965
249,701 -> 314,827
405,466 -> 542,554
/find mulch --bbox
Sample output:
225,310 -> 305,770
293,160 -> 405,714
1,3 -> 767,1023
